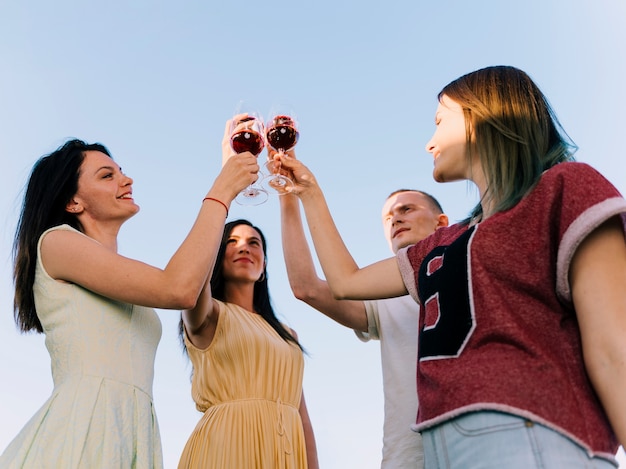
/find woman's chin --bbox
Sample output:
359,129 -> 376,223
432,170 -> 447,183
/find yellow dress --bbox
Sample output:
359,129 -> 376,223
178,300 -> 307,469
0,225 -> 163,468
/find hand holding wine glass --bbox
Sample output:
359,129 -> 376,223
228,113 -> 269,205
262,113 -> 299,194
273,151 -> 319,197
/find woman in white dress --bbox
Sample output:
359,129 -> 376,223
1,133 -> 258,468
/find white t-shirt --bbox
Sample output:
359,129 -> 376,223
355,295 -> 423,469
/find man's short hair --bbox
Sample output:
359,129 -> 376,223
386,189 -> 444,215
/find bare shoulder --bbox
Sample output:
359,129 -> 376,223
41,226 -> 86,247
40,228 -> 106,281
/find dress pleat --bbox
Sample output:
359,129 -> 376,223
178,300 -> 307,469
0,225 -> 163,469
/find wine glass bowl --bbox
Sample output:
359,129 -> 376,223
266,115 -> 299,153
229,114 -> 269,206
230,116 -> 265,155
262,114 -> 299,194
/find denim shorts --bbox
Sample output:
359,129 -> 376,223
420,411 -> 617,469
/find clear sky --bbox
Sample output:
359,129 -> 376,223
1,1 -> 625,467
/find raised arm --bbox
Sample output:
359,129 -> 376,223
280,154 -> 407,301
41,119 -> 259,312
571,215 -> 626,447
280,191 -> 368,331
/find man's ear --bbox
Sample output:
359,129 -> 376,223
437,214 -> 449,228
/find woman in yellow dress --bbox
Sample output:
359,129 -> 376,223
178,218 -> 318,469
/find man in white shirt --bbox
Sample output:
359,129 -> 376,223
280,188 -> 448,468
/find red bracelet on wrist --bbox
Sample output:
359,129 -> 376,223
202,197 -> 229,216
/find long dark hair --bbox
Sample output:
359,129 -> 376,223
179,219 -> 303,351
13,139 -> 111,333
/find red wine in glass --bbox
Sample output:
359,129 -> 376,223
229,114 -> 268,205
231,130 -> 264,156
263,114 -> 298,193
266,117 -> 299,152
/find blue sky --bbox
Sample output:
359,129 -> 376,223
1,1 -> 625,467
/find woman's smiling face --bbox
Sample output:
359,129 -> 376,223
222,223 -> 266,283
68,150 -> 139,222
425,95 -> 481,185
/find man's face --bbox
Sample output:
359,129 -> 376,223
381,191 -> 446,253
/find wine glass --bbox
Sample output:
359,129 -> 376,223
261,113 -> 299,194
229,114 -> 268,205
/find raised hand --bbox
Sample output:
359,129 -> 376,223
275,152 -> 319,196
213,151 -> 260,202
222,113 -> 248,167
223,113 -> 268,205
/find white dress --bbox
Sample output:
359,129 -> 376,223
0,225 -> 163,468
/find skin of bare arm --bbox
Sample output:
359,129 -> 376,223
41,121 -> 259,311
182,274 -> 216,347
284,326 -> 320,469
570,216 -> 626,447
280,190 -> 368,332
280,153 -> 407,301
299,392 -> 319,469
182,117 -> 268,346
